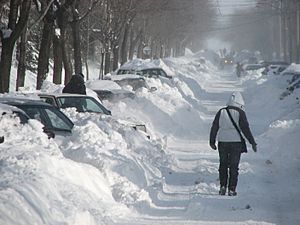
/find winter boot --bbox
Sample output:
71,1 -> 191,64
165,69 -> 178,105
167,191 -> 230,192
219,186 -> 226,195
228,187 -> 237,196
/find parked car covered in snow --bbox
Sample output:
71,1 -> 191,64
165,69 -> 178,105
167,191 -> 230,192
104,68 -> 147,91
264,64 -> 289,75
138,67 -> 172,79
243,64 -> 264,71
38,93 -> 149,138
0,102 -> 31,124
0,97 -> 74,138
85,80 -> 135,101
280,64 -> 300,84
279,64 -> 300,99
38,93 -> 112,115
261,61 -> 289,75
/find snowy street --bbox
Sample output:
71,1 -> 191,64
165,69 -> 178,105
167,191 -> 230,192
1,55 -> 299,225
1,0 -> 300,224
110,68 -> 300,225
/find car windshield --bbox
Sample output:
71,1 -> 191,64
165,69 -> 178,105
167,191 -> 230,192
141,69 -> 167,77
17,105 -> 73,131
117,69 -> 136,75
58,96 -> 111,115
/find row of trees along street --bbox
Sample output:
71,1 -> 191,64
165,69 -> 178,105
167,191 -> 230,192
0,0 -> 215,93
218,0 -> 300,63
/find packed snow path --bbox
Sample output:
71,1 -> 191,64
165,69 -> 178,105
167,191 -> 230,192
115,70 -> 299,225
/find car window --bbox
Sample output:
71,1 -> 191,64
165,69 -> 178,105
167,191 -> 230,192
58,97 -> 110,115
152,70 -> 159,75
44,108 -> 73,130
160,69 -> 167,77
22,107 -> 43,122
117,69 -> 135,75
141,70 -> 149,75
40,96 -> 55,106
59,97 -> 86,112
17,105 -> 73,131
85,98 -> 105,113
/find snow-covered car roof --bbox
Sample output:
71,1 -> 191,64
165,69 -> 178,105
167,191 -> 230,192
38,93 -> 87,98
86,80 -> 122,91
85,80 -> 135,101
0,102 -> 27,114
106,74 -> 144,81
114,58 -> 174,75
281,64 -> 300,75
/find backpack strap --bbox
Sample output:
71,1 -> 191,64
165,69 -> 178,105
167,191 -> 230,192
225,107 -> 244,142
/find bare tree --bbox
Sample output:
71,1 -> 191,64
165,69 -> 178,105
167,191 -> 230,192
16,24 -> 27,90
36,0 -> 55,90
0,0 -> 31,93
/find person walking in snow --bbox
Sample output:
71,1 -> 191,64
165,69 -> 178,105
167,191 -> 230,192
236,62 -> 243,78
209,92 -> 257,196
63,73 -> 86,95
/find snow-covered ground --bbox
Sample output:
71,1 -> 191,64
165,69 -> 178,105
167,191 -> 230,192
0,52 -> 299,225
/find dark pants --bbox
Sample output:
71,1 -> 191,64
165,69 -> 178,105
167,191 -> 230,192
218,142 -> 242,190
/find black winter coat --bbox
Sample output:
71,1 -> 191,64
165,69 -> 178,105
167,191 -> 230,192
63,75 -> 86,95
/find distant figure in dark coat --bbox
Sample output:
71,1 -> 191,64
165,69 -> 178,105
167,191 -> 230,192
63,73 -> 86,95
236,62 -> 243,77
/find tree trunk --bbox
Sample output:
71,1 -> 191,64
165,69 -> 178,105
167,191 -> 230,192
0,0 -> 31,93
104,47 -> 111,75
291,1 -> 298,62
160,42 -> 164,59
37,16 -> 54,90
53,33 -> 63,84
288,2 -> 293,63
0,40 -> 14,93
296,2 -> 300,63
71,5 -> 82,75
112,44 -> 119,71
62,33 -> 72,84
99,50 -> 105,79
55,0 -> 73,84
120,23 -> 129,65
282,11 -> 288,62
137,37 -> 144,59
128,27 -> 134,60
16,25 -> 27,90
164,39 -> 171,58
